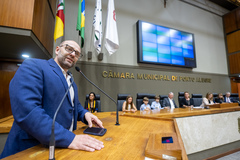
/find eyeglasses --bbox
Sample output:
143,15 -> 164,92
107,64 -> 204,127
59,44 -> 83,59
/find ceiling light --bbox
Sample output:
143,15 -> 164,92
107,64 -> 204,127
22,54 -> 30,58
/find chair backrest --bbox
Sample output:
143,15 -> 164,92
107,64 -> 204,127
178,92 -> 185,108
191,94 -> 203,106
212,93 -> 218,102
159,95 -> 168,107
136,93 -> 155,110
230,93 -> 239,102
85,94 -> 101,112
117,94 -> 130,111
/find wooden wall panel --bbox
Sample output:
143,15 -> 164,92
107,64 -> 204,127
229,53 -> 240,74
0,61 -> 20,119
230,78 -> 238,93
236,8 -> 240,29
32,0 -> 55,56
226,30 -> 240,53
223,11 -> 237,34
0,0 -> 34,29
48,0 -> 57,17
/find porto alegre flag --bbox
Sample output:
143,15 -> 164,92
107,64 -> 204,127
77,0 -> 85,48
105,0 -> 119,55
93,0 -> 102,54
54,0 -> 65,41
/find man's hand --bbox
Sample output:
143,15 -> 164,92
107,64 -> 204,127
85,112 -> 103,128
68,135 -> 104,151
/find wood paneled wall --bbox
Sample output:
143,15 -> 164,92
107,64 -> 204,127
0,0 -> 56,57
226,30 -> 240,54
32,0 -> 56,56
0,60 -> 21,119
223,11 -> 238,34
223,7 -> 240,75
0,0 -> 35,29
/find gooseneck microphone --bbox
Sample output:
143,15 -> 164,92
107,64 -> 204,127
75,66 -> 120,126
49,71 -> 74,160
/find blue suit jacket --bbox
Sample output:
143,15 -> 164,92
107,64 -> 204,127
1,58 -> 88,158
224,97 -> 234,103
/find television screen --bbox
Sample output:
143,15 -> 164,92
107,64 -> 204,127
137,20 -> 196,68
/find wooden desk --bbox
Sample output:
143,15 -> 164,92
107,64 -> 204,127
1,106 -> 240,159
2,113 -> 188,160
0,115 -> 13,133
116,106 -> 240,119
208,103 -> 238,108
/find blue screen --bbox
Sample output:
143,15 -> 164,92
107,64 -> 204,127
137,20 -> 196,68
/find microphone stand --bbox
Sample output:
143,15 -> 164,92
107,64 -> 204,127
75,66 -> 120,126
49,72 -> 74,160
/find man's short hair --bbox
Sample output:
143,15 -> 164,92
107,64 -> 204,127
169,92 -> 174,95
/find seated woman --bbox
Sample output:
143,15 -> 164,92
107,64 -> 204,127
201,92 -> 214,107
122,95 -> 137,113
140,97 -> 151,111
215,93 -> 224,103
85,92 -> 98,113
151,96 -> 162,110
180,91 -> 194,108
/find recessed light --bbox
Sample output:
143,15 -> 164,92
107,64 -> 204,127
22,54 -> 30,58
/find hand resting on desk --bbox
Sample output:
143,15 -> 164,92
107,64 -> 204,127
68,112 -> 104,152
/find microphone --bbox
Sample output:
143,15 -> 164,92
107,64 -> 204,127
49,71 -> 74,160
75,66 -> 120,126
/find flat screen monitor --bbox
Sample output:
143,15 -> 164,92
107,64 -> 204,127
137,20 -> 196,68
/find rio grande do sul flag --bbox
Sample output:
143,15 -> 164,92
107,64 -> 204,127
93,0 -> 102,54
54,0 -> 65,41
105,0 -> 119,55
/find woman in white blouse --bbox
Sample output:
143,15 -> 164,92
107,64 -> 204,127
201,92 -> 214,107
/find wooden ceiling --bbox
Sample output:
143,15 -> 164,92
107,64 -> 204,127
209,0 -> 240,11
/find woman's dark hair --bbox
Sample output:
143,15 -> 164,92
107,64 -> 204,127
88,92 -> 96,102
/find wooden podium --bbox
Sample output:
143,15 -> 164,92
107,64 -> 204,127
145,133 -> 182,160
209,103 -> 238,108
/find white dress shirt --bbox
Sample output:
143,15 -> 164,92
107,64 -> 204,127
57,64 -> 74,131
169,98 -> 175,109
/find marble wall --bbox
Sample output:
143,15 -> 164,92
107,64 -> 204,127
176,111 -> 240,154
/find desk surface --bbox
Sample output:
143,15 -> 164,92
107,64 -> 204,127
117,106 -> 240,119
1,106 -> 240,159
2,113 -> 187,160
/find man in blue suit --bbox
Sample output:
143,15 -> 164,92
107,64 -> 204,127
224,92 -> 234,103
1,40 -> 104,158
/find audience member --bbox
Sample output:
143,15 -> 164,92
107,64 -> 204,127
122,95 -> 137,112
214,93 -> 224,104
201,92 -> 214,107
162,92 -> 178,109
151,96 -> 162,110
140,97 -> 151,111
180,91 -> 194,108
85,92 -> 98,113
224,92 -> 233,103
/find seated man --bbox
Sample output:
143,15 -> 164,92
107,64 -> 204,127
140,97 -> 151,111
224,92 -> 233,103
162,92 -> 178,109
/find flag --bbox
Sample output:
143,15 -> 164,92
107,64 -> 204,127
77,0 -> 85,48
105,0 -> 119,55
93,0 -> 102,54
54,0 -> 65,41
